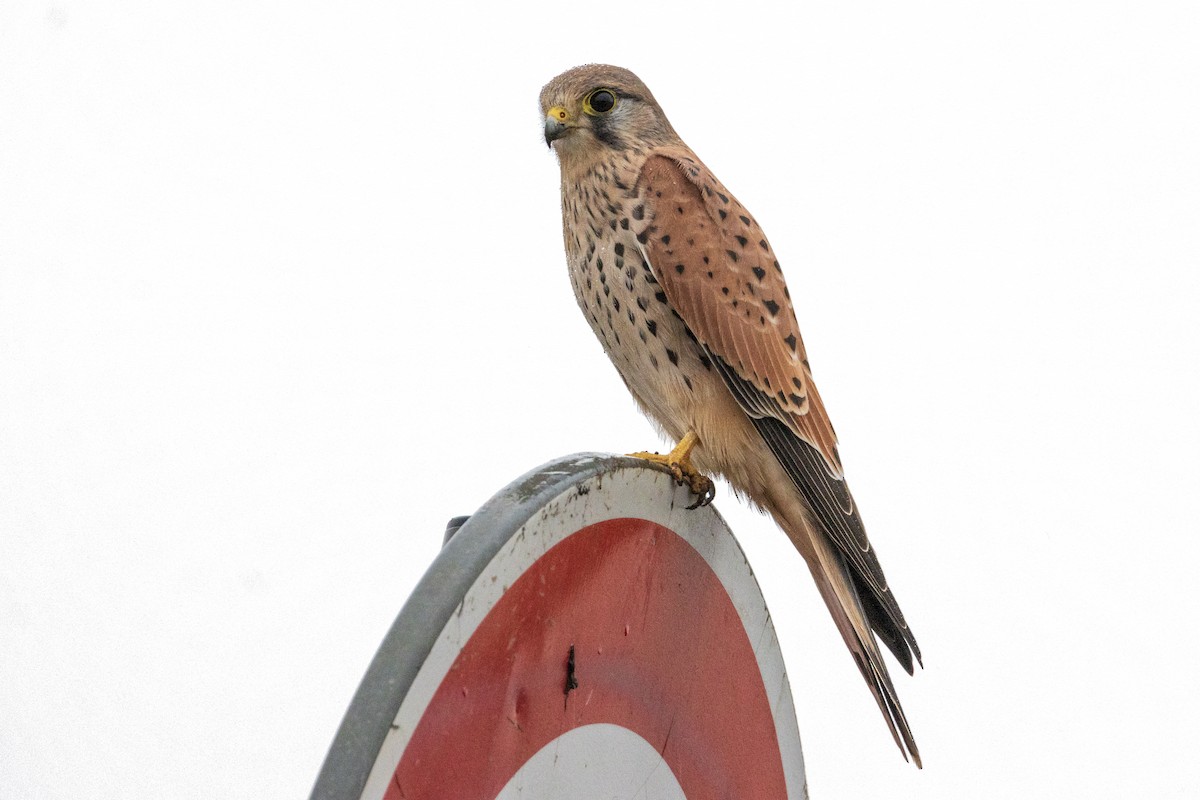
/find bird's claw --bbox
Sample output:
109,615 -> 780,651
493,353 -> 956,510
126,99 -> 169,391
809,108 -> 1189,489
628,439 -> 715,509
675,466 -> 716,509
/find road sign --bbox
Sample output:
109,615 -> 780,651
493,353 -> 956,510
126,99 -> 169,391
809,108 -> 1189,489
311,453 -> 807,799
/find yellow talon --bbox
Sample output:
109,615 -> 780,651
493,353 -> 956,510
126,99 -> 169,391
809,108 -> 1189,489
628,431 -> 716,508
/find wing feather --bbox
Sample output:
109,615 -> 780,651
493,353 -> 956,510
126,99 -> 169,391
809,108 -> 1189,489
637,152 -> 920,670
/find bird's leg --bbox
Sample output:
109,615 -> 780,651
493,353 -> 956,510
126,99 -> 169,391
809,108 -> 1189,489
628,431 -> 716,509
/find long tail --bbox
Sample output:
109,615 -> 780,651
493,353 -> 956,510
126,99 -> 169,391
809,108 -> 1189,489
779,509 -> 922,767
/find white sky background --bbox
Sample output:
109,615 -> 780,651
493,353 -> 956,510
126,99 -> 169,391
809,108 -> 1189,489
2,0 -> 1198,797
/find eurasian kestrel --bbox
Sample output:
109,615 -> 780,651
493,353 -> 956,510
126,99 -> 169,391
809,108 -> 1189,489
541,64 -> 922,766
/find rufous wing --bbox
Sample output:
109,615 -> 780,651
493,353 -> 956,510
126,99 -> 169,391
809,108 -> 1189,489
635,152 -> 920,673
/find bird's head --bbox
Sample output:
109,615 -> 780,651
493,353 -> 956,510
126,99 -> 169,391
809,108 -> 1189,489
539,64 -> 679,167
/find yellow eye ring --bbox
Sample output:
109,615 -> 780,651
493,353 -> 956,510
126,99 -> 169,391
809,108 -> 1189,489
583,88 -> 618,116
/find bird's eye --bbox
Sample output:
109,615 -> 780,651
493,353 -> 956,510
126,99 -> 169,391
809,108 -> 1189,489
584,89 -> 617,115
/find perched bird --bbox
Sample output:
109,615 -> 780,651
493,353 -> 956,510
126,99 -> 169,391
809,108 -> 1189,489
540,64 -> 923,766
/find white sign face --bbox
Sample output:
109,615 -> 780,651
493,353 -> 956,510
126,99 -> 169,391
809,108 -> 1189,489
495,724 -> 687,800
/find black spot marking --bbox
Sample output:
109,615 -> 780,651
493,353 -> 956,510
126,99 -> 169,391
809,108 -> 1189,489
726,249 -> 739,262
636,229 -> 649,244
613,297 -> 621,312
620,218 -> 630,230
655,290 -> 668,304
721,287 -> 730,295
614,243 -> 625,256
752,266 -> 766,280
764,299 -> 780,316
702,255 -> 710,264
718,209 -> 727,220
785,333 -> 798,352
706,271 -> 714,278
666,349 -> 679,366
792,377 -> 803,389
699,354 -> 713,370
632,205 -> 644,220
646,319 -> 658,336
565,645 -> 578,696
677,206 -> 685,215
739,215 -> 751,226
759,239 -> 769,251
717,192 -> 729,203
683,375 -> 693,391
789,393 -> 804,405
661,235 -> 671,245
675,264 -> 685,274
735,235 -> 748,247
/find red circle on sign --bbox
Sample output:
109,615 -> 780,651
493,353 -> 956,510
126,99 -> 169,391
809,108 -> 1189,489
387,517 -> 788,799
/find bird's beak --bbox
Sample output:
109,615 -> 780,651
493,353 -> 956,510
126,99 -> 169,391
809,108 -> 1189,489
544,106 -> 572,147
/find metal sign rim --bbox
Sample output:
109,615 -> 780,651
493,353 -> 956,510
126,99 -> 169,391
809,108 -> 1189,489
309,452 -> 805,800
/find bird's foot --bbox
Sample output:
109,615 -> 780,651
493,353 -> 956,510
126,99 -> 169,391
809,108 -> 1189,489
628,431 -> 716,509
